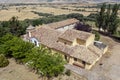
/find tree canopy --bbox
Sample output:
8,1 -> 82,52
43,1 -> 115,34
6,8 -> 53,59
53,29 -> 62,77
96,4 -> 120,35
0,34 -> 65,78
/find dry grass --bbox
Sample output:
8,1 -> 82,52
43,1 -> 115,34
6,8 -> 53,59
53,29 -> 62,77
0,58 -> 84,80
0,5 -> 96,21
0,7 -> 40,21
0,4 -> 119,21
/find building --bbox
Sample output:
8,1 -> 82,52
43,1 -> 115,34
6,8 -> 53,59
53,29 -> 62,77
23,18 -> 108,70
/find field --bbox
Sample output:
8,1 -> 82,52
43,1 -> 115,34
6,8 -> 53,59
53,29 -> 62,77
0,4 -> 102,21
0,3 -> 120,21
0,6 -> 41,21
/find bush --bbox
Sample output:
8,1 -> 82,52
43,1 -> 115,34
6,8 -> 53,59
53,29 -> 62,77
32,11 -> 53,17
0,54 -> 9,67
0,34 -> 34,59
92,31 -> 100,41
25,47 -> 66,78
65,69 -> 71,76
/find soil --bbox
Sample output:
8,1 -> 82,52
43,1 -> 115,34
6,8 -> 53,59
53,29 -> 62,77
0,59 -> 83,80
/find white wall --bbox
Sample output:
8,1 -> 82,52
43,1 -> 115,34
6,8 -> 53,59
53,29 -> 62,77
30,38 -> 39,47
56,23 -> 76,32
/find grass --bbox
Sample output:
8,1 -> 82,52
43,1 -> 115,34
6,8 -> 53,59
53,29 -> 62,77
0,5 -> 99,21
0,4 -> 119,21
85,21 -> 96,28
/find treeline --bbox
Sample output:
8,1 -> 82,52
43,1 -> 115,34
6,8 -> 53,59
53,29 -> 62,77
0,13 -> 87,37
73,3 -> 120,9
96,4 -> 120,35
30,13 -> 84,26
0,12 -> 107,37
31,11 -> 53,17
0,17 -> 28,37
0,34 -> 66,78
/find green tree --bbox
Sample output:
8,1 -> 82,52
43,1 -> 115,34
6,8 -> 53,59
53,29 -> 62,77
0,34 -> 14,56
103,4 -> 111,32
92,31 -> 100,41
67,13 -> 83,21
25,46 -> 66,78
96,3 -> 106,31
108,4 -> 120,34
9,16 -> 26,36
96,4 -> 120,35
0,22 -> 10,37
0,34 -> 34,58
0,54 -> 9,67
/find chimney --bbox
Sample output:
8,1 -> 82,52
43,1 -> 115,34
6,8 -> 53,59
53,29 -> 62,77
26,25 -> 35,37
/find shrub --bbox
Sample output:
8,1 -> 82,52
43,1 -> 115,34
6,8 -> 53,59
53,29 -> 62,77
65,69 -> 71,76
92,31 -> 100,41
0,54 -> 9,67
25,46 -> 66,78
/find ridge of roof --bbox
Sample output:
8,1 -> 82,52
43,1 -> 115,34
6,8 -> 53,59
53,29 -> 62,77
59,29 -> 92,42
46,18 -> 79,29
27,25 -> 35,30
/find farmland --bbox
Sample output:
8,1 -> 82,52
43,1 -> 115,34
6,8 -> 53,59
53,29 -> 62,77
0,2 -> 120,80
0,3 -> 103,21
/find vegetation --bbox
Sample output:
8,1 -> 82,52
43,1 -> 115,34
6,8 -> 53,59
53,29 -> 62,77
67,13 -> 84,21
65,69 -> 71,76
0,34 -> 65,78
25,47 -> 65,78
31,11 -> 53,17
0,13 -> 86,37
96,4 -> 120,35
0,54 -> 9,67
0,16 -> 28,37
86,13 -> 97,21
92,31 -> 100,41
0,11 -> 101,37
75,23 -> 92,32
0,34 -> 34,58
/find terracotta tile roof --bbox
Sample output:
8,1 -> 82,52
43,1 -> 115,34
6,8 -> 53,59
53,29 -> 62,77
59,29 -> 92,42
31,27 -> 61,48
46,18 -> 79,29
71,45 -> 99,64
88,44 -> 103,57
52,43 -> 99,64
26,19 -> 104,65
51,42 -> 74,56
29,27 -> 102,64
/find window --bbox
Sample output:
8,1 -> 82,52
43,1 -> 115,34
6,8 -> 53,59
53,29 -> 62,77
34,41 -> 37,46
65,55 -> 67,60
74,58 -> 77,61
64,42 -> 67,45
82,61 -> 85,65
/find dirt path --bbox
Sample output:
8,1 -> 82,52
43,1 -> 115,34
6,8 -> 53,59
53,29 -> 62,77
65,35 -> 120,80
91,36 -> 120,80
0,58 -> 82,80
0,58 -> 41,80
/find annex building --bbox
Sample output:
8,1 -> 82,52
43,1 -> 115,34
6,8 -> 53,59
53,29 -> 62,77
23,18 -> 108,70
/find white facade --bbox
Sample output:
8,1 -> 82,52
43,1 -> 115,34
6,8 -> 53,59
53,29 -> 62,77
30,38 -> 39,47
56,23 -> 76,32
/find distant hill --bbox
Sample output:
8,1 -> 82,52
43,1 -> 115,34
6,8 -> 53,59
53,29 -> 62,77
0,0 -> 119,3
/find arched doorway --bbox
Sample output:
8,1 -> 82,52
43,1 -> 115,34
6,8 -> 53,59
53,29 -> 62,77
30,38 -> 39,47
